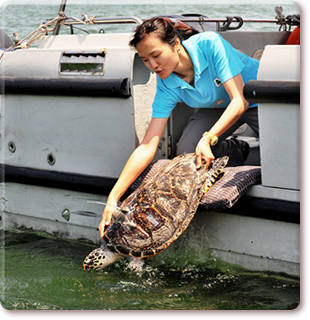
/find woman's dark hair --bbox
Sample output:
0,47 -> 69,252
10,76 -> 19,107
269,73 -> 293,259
129,17 -> 199,48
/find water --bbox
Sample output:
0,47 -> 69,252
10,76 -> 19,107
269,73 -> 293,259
0,0 -> 300,40
0,0 -> 301,312
0,230 -> 300,310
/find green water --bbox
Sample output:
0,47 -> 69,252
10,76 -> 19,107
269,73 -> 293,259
0,230 -> 300,310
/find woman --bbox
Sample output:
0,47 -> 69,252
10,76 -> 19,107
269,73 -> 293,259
99,17 -> 259,238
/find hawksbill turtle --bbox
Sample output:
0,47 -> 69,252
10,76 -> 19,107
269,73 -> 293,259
83,153 -> 228,270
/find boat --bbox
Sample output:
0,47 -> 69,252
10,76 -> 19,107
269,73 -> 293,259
0,1 -> 300,277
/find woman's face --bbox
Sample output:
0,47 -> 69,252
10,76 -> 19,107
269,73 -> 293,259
136,32 -> 180,79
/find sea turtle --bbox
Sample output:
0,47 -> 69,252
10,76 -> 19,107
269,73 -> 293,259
83,153 -> 228,270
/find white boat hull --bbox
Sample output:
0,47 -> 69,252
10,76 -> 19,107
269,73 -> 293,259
0,182 -> 300,277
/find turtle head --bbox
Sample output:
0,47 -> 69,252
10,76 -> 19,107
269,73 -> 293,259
83,242 -> 122,270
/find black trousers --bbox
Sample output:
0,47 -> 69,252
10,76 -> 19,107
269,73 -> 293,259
176,107 -> 259,166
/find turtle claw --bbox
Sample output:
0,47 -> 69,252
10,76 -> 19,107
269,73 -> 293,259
128,257 -> 145,271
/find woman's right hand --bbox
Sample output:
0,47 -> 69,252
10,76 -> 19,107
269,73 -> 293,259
195,135 -> 215,169
98,118 -> 169,240
98,198 -> 118,239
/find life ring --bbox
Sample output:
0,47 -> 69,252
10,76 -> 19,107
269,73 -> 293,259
286,25 -> 300,45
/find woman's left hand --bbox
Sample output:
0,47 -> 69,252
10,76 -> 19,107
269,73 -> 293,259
195,136 -> 215,169
194,74 -> 248,170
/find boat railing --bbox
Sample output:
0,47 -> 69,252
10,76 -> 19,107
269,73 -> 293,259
43,15 -> 144,33
42,0 -> 298,33
0,6 -> 299,61
41,12 -> 299,34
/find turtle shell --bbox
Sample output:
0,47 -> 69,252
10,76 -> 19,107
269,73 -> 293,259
103,153 -> 228,259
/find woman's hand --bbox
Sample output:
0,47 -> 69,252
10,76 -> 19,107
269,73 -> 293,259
98,198 -> 118,239
194,74 -> 248,170
195,135 -> 215,169
97,118 -> 169,240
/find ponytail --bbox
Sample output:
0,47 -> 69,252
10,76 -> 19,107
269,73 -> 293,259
166,18 -> 199,41
129,17 -> 199,48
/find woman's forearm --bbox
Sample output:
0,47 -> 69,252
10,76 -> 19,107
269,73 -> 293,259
99,117 -> 169,237
195,74 -> 249,169
108,117 -> 169,203
108,144 -> 156,203
99,143 -> 156,238
209,95 -> 248,138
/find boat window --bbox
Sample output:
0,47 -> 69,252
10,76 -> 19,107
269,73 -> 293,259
59,50 -> 106,76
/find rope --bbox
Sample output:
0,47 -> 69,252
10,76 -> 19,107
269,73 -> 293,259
0,14 -> 64,60
70,14 -> 96,26
0,12 -> 96,61
286,14 -> 300,27
219,16 -> 244,31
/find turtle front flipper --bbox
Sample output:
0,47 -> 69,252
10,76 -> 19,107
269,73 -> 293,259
203,156 -> 229,193
83,242 -> 123,270
128,257 -> 145,271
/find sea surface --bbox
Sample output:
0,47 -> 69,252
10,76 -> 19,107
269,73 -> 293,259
0,0 -> 301,312
0,0 -> 300,39
0,230 -> 300,310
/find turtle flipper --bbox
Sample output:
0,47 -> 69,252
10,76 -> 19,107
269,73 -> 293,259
202,156 -> 229,194
128,257 -> 145,271
83,242 -> 122,270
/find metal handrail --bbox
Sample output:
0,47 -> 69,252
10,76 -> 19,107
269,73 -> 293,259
41,3 -> 298,33
45,16 -> 279,26
41,15 -> 281,38
181,17 -> 279,24
43,16 -> 143,27
43,15 -> 298,33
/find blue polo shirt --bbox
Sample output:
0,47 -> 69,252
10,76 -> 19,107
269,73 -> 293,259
152,32 -> 259,118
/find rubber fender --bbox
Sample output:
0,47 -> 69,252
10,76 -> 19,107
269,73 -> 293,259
0,28 -> 14,49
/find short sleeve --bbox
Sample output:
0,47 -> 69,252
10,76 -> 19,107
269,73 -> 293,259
208,33 -> 245,84
152,78 -> 180,118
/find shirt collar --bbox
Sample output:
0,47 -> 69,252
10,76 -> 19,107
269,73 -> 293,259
161,35 -> 209,89
183,36 -> 209,79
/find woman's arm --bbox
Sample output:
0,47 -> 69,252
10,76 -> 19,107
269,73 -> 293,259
99,117 -> 169,238
195,73 -> 249,168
